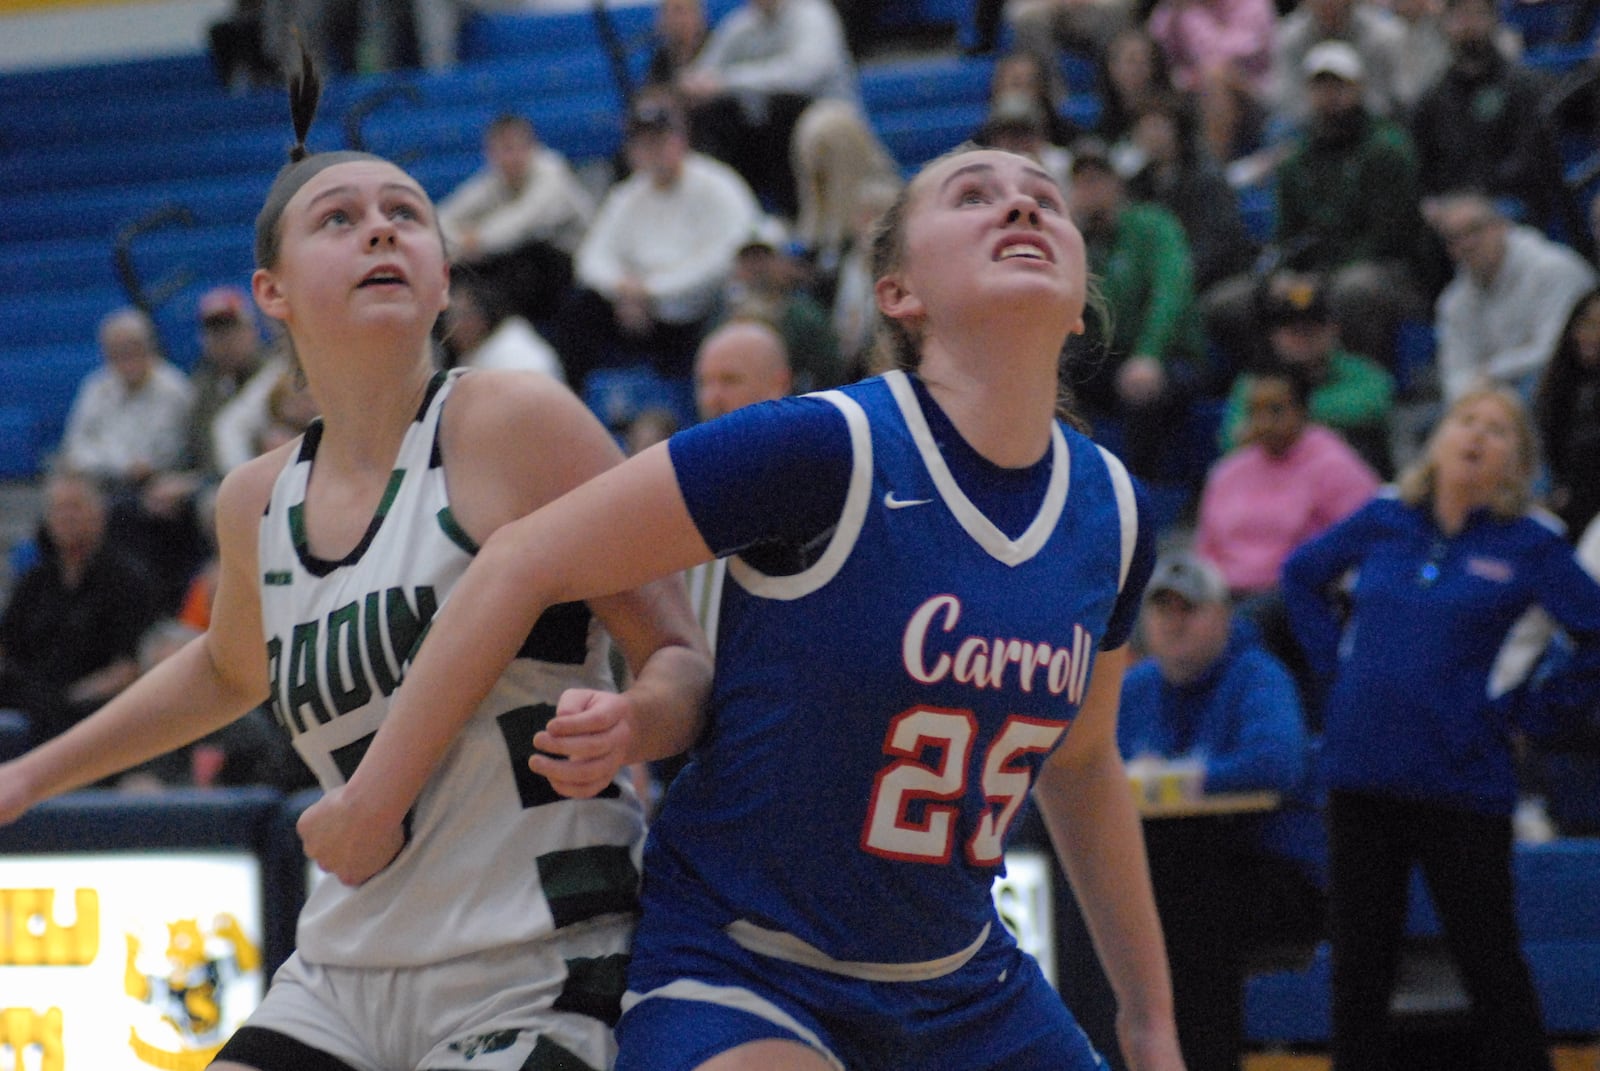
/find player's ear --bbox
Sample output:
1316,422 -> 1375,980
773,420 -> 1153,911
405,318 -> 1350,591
252,268 -> 289,323
875,274 -> 924,325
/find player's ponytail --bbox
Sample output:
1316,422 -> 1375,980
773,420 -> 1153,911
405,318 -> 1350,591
252,30 -> 383,269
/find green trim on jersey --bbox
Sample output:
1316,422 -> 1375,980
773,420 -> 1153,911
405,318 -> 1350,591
555,952 -> 631,1026
437,506 -> 479,555
537,845 -> 641,929
528,1035 -> 599,1071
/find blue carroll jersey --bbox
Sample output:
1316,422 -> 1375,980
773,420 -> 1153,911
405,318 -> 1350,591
646,370 -> 1152,968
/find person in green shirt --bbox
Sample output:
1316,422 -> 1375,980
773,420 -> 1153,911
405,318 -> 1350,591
1220,271 -> 1396,475
1067,139 -> 1210,483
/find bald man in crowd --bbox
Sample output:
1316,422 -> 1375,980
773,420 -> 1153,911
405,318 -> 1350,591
693,318 -> 795,421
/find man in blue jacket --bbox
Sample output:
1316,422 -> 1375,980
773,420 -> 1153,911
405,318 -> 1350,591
1119,550 -> 1324,1071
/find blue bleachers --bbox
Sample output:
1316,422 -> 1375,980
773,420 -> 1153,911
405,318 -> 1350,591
0,3 -> 1117,479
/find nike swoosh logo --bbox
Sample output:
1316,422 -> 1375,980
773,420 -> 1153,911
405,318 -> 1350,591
884,492 -> 934,510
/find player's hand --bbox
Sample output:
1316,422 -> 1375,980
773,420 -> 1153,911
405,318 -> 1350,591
296,785 -> 405,886
530,688 -> 635,799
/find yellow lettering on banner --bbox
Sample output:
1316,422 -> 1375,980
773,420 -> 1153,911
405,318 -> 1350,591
128,1029 -> 224,1071
0,1007 -> 65,1071
0,889 -> 100,966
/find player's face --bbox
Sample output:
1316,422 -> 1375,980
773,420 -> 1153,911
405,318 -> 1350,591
256,161 -> 450,345
893,150 -> 1086,336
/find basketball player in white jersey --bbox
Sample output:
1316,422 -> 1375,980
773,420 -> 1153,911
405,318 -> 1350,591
0,42 -> 710,1071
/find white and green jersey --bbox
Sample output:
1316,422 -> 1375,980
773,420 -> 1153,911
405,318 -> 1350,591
258,369 -> 645,969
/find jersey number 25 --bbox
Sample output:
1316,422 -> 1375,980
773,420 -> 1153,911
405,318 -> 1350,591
862,707 -> 1066,866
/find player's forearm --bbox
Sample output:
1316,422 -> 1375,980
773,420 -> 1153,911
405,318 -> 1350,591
5,637 -> 261,807
1036,744 -> 1177,1031
340,535 -> 551,828
620,641 -> 712,765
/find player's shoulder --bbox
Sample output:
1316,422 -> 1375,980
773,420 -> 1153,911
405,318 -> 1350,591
216,438 -> 297,521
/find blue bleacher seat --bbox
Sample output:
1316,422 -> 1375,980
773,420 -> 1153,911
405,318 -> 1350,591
582,366 -> 698,434
0,409 -> 40,481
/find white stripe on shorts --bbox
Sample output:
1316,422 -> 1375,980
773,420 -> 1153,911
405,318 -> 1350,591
621,980 -> 846,1071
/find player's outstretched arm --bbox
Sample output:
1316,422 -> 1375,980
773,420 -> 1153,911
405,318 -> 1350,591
1033,645 -> 1187,1071
297,372 -> 713,883
0,453 -> 277,825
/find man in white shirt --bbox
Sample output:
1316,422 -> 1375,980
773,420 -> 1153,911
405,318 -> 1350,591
676,0 -> 857,217
554,92 -> 760,393
437,113 -> 594,323
1430,191 -> 1598,401
60,308 -> 194,488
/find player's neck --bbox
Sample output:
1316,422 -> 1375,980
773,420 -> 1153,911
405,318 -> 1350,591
917,342 -> 1057,469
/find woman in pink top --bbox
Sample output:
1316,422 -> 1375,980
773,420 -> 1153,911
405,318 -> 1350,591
1196,363 -> 1379,596
1146,0 -> 1277,161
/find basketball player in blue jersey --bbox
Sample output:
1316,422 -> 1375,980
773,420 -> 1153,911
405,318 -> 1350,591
301,145 -> 1187,1071
0,41 -> 711,1071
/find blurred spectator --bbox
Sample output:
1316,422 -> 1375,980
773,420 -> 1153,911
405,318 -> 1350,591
0,469 -> 160,749
830,175 -> 903,379
1282,385 -> 1600,1071
1428,190 -> 1597,402
676,0 -> 859,218
988,48 -> 1086,147
60,307 -> 194,489
1067,140 -> 1208,484
789,98 -> 900,278
1200,362 -> 1379,697
622,407 -> 681,456
1146,0 -> 1277,162
694,318 -> 794,421
116,618 -> 317,793
437,114 -> 594,325
976,92 -> 1076,192
645,0 -> 710,87
1251,42 -> 1430,371
1270,0 -> 1409,128
441,273 -> 565,382
1518,512 -> 1600,836
1385,0 -> 1454,112
1096,27 -> 1179,151
1123,90 -> 1260,294
1533,287 -> 1600,539
186,285 -> 267,480
1198,363 -> 1380,597
1007,0 -> 1138,62
210,353 -> 289,474
1410,0 -> 1583,254
724,222 -> 842,392
1119,549 -> 1324,1071
556,93 -> 760,391
254,366 -> 320,455
1218,272 -> 1395,473
207,0 -> 278,93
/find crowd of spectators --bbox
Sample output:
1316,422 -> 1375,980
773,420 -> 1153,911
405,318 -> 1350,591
7,1 -> 1600,1064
